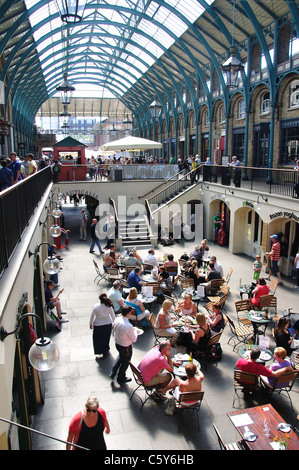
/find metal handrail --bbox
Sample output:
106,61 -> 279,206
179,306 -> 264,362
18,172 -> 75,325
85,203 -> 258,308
0,416 -> 89,450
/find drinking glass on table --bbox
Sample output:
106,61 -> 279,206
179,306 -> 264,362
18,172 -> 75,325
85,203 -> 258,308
264,418 -> 270,437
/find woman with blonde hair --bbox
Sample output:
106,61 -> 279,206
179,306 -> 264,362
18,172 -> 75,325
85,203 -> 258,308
175,292 -> 197,317
125,287 -> 150,324
189,312 -> 211,354
155,299 -> 179,345
67,395 -> 110,450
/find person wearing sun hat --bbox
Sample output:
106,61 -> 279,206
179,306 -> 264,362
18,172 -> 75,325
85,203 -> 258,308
265,234 -> 283,285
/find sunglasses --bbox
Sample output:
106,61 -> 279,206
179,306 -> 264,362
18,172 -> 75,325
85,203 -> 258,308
86,408 -> 97,413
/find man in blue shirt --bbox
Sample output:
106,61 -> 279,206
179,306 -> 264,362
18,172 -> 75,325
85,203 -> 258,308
127,267 -> 146,292
9,152 -> 22,183
0,160 -> 13,190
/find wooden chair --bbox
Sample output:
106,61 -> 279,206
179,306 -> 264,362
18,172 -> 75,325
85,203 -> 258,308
93,259 -> 107,284
129,362 -> 157,411
179,276 -> 194,291
259,294 -> 278,319
160,275 -> 179,300
235,300 -> 253,327
260,369 -> 299,411
207,283 -> 230,303
209,278 -> 225,295
120,278 -> 130,297
225,267 -> 233,284
233,369 -> 259,408
145,281 -> 160,295
149,313 -> 172,345
213,423 -> 246,450
225,314 -> 252,351
106,267 -> 121,284
143,263 -> 153,273
166,265 -> 178,281
269,278 -> 278,295
174,390 -> 205,432
125,265 -> 136,278
292,351 -> 299,371
197,331 -> 223,370
178,258 -> 188,276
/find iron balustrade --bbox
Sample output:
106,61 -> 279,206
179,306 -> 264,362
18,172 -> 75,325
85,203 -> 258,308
0,167 -> 52,278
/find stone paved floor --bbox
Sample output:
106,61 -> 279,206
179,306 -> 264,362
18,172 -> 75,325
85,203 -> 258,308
31,202 -> 299,451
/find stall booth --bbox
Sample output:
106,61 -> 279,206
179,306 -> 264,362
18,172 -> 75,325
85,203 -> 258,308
53,136 -> 87,181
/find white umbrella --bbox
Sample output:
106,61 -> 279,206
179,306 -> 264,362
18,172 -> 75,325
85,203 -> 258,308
99,135 -> 162,152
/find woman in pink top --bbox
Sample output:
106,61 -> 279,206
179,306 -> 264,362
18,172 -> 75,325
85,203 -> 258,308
250,278 -> 270,308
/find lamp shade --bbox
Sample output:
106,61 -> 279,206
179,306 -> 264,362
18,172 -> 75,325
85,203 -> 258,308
43,256 -> 60,274
221,46 -> 244,90
56,72 -> 75,104
28,337 -> 60,371
149,97 -> 163,119
52,208 -> 62,218
55,0 -> 85,23
50,224 -> 62,238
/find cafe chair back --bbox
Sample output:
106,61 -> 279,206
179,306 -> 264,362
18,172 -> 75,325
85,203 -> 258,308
129,362 -> 157,411
93,259 -> 107,284
235,300 -> 253,327
226,314 -> 252,351
260,369 -> 299,411
233,370 -> 259,408
213,423 -> 246,450
174,390 -> 205,432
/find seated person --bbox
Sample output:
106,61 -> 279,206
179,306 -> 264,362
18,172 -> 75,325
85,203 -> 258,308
188,312 -> 211,355
200,262 -> 222,295
175,293 -> 197,317
44,280 -> 68,323
125,287 -> 150,323
155,299 -> 179,346
199,239 -> 209,256
164,253 -> 178,269
131,247 -> 143,264
235,346 -> 292,383
210,256 -> 223,279
107,280 -> 125,314
260,347 -> 293,389
144,249 -> 159,268
206,302 -> 224,334
124,251 -> 141,267
189,245 -> 203,266
158,266 -> 172,288
274,317 -> 297,357
161,362 -> 204,415
250,278 -> 270,308
103,250 -> 118,270
187,259 -> 201,289
160,226 -> 174,246
127,267 -> 146,292
138,341 -> 174,400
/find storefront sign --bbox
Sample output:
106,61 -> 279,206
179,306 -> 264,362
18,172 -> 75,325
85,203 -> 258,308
270,211 -> 299,222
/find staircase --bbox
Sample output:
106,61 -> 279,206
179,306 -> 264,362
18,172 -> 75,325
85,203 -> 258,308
117,216 -> 153,248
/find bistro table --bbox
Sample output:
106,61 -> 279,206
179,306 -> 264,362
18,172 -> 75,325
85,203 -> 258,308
239,344 -> 273,363
138,294 -> 157,306
227,404 -> 299,450
237,283 -> 252,299
246,310 -> 271,343
173,353 -> 201,377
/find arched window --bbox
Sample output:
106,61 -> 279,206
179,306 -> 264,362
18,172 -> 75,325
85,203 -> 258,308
219,104 -> 225,123
238,99 -> 245,119
261,91 -> 270,114
290,80 -> 299,107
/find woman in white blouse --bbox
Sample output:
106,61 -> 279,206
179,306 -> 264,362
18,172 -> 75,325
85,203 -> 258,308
89,293 -> 116,358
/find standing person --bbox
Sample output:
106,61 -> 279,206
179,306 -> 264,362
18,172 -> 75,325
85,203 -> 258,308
9,152 -> 22,183
212,212 -> 221,244
0,160 -> 13,190
109,305 -> 138,384
79,208 -> 88,241
265,234 -> 283,285
170,211 -> 182,241
228,155 -> 241,187
89,218 -> 104,254
253,254 -> 263,282
28,153 -> 37,175
294,251 -> 299,290
89,293 -> 116,358
66,396 -> 110,450
293,159 -> 299,198
51,160 -> 61,183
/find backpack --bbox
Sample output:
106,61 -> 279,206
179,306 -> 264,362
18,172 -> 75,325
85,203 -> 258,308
206,343 -> 222,362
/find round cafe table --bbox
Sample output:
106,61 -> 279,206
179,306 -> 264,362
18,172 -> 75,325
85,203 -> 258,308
172,353 -> 201,377
239,345 -> 273,363
246,310 -> 271,343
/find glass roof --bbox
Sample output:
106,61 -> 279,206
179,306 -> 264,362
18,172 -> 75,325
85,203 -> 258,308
24,0 -> 213,98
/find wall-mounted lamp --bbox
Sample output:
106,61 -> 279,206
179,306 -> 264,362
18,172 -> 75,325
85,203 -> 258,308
1,313 -> 59,371
254,195 -> 268,211
222,188 -> 234,203
29,242 -> 60,275
40,214 -> 61,238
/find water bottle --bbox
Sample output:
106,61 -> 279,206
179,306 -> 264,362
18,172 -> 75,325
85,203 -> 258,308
189,353 -> 193,363
283,309 -> 287,318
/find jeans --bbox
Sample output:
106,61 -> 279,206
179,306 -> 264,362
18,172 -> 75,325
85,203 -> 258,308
110,344 -> 132,381
89,238 -> 103,254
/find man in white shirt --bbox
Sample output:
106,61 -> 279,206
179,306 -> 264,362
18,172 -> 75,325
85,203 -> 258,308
143,249 -> 159,268
108,280 -> 125,313
210,256 -> 224,278
109,306 -> 137,384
